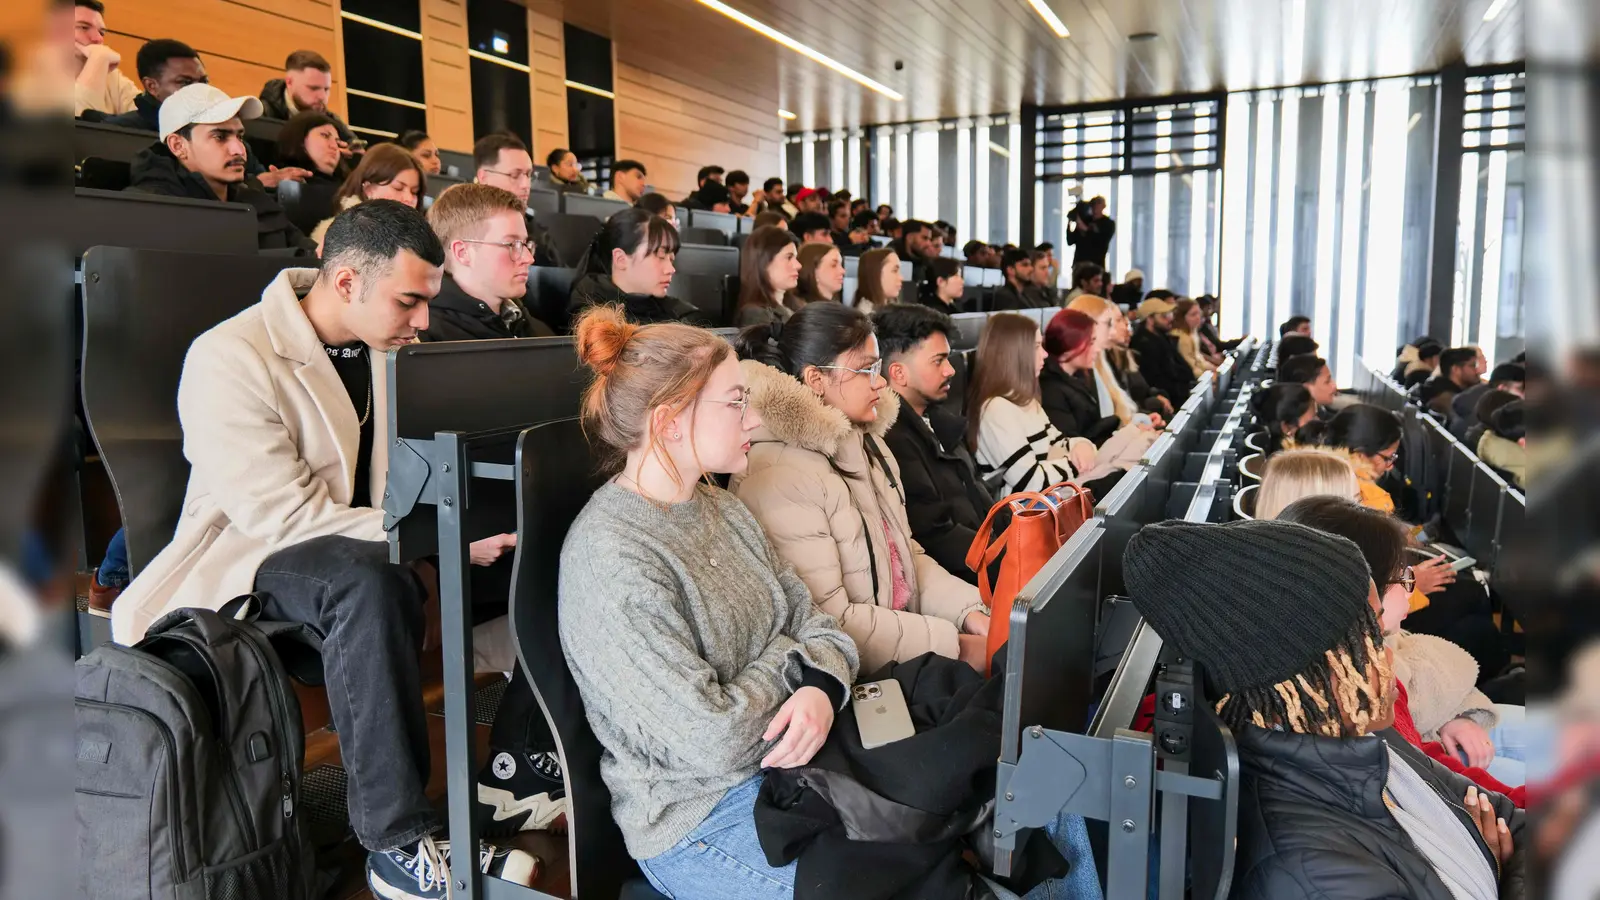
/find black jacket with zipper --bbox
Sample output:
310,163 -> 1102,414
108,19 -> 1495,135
1039,359 -> 1121,446
566,273 -> 710,327
1233,725 -> 1524,900
1128,325 -> 1195,400
125,142 -> 315,255
418,274 -> 554,343
879,394 -> 994,585
257,79 -> 355,144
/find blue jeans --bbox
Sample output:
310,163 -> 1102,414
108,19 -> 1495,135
1482,703 -> 1527,787
638,776 -> 796,900
639,776 -> 1102,900
98,527 -> 129,589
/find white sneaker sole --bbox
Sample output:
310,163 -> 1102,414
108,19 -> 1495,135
366,848 -> 539,898
477,784 -> 568,830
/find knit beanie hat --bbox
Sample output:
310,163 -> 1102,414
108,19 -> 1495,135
1124,518 -> 1374,694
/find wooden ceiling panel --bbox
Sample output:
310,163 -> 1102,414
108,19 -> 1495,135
540,0 -> 1527,131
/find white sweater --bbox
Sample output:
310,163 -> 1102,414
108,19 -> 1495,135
974,396 -> 1079,495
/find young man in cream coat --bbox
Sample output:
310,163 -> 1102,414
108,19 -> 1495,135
109,201 -> 537,900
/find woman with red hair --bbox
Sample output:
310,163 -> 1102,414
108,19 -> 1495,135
1039,308 -> 1123,444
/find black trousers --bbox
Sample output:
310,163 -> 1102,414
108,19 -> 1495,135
254,536 -> 438,852
471,555 -> 555,760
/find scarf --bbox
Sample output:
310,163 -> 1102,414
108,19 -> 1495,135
1383,743 -> 1498,900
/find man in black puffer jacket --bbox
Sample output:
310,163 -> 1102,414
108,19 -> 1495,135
874,305 -> 995,584
125,83 -> 315,256
1125,517 -> 1525,900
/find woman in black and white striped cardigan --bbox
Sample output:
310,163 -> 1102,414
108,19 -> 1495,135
965,313 -> 1100,496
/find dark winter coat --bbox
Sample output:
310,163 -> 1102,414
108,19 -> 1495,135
257,79 -> 355,144
754,653 -> 1069,900
1128,325 -> 1196,400
1039,359 -> 1120,445
418,274 -> 554,343
125,143 -> 315,255
879,395 -> 994,585
566,273 -> 710,326
1232,725 -> 1525,900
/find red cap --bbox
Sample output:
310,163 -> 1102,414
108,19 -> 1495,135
795,187 -> 819,202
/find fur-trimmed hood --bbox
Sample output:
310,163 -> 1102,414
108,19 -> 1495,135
740,358 -> 898,459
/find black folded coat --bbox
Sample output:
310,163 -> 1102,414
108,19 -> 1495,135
754,652 -> 1069,900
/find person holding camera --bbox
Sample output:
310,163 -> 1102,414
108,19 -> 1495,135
1066,194 -> 1115,268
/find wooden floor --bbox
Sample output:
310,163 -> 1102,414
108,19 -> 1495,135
307,667 -> 573,900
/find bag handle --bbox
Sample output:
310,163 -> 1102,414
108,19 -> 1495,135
965,491 -> 1052,574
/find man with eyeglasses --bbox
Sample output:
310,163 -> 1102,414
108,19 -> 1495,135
471,132 -> 567,268
420,183 -> 554,341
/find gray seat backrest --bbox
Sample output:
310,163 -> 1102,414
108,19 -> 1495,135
80,247 -> 307,574
562,193 -> 629,220
74,121 -> 157,165
71,189 -> 258,258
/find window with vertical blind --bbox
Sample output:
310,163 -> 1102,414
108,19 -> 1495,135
1033,96 -> 1223,294
1217,77 -> 1440,383
1454,71 -> 1525,365
782,114 -> 1019,245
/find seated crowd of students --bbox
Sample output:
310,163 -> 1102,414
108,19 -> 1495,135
72,4 -> 1527,896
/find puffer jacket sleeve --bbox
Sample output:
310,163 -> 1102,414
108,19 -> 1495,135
1235,850 -> 1414,899
736,462 -> 961,674
908,542 -> 984,631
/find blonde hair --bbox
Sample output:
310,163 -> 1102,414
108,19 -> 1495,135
1256,448 -> 1361,520
573,306 -> 731,487
1066,292 -> 1136,423
427,183 -> 526,270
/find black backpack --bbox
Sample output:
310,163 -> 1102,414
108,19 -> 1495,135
75,598 -> 321,900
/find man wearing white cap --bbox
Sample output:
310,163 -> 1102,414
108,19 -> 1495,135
125,82 -> 315,254
1110,267 -> 1145,309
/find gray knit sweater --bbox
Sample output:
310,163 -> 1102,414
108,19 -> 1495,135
558,481 -> 860,859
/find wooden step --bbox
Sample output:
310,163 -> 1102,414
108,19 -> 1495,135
305,671 -> 572,899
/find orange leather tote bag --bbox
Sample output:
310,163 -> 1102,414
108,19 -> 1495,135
964,480 -> 1094,674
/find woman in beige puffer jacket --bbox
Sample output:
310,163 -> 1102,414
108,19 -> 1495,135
732,305 -> 987,674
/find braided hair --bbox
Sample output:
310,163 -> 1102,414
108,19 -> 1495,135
1213,605 -> 1394,737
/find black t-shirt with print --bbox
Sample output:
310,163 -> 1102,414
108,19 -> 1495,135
323,341 -> 374,509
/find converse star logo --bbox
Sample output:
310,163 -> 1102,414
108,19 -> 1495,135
492,751 -> 516,780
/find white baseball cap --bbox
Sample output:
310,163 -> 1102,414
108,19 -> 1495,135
159,83 -> 264,141
1124,268 -> 1146,283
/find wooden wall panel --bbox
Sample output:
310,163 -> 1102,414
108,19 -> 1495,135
103,0 -> 346,117
421,0 -> 473,151
527,8 -> 569,160
613,59 -> 781,199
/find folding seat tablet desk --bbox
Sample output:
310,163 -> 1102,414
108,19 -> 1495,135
71,189 -> 259,258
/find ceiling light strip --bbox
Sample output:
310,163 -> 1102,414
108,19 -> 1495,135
346,88 -> 428,110
349,125 -> 401,139
467,48 -> 532,73
564,79 -> 616,99
339,11 -> 422,40
778,109 -> 797,120
1025,0 -> 1071,38
692,0 -> 904,101
1481,0 -> 1510,20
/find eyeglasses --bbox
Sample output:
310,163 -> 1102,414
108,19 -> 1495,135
1374,449 -> 1400,466
481,168 -> 533,184
1396,565 -> 1416,593
814,360 -> 883,380
461,238 -> 536,261
700,391 -> 750,421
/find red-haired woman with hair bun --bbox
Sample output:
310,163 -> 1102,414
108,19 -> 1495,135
557,306 -> 859,900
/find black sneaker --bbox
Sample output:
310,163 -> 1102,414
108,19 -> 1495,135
367,835 -> 538,899
476,750 -> 568,836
